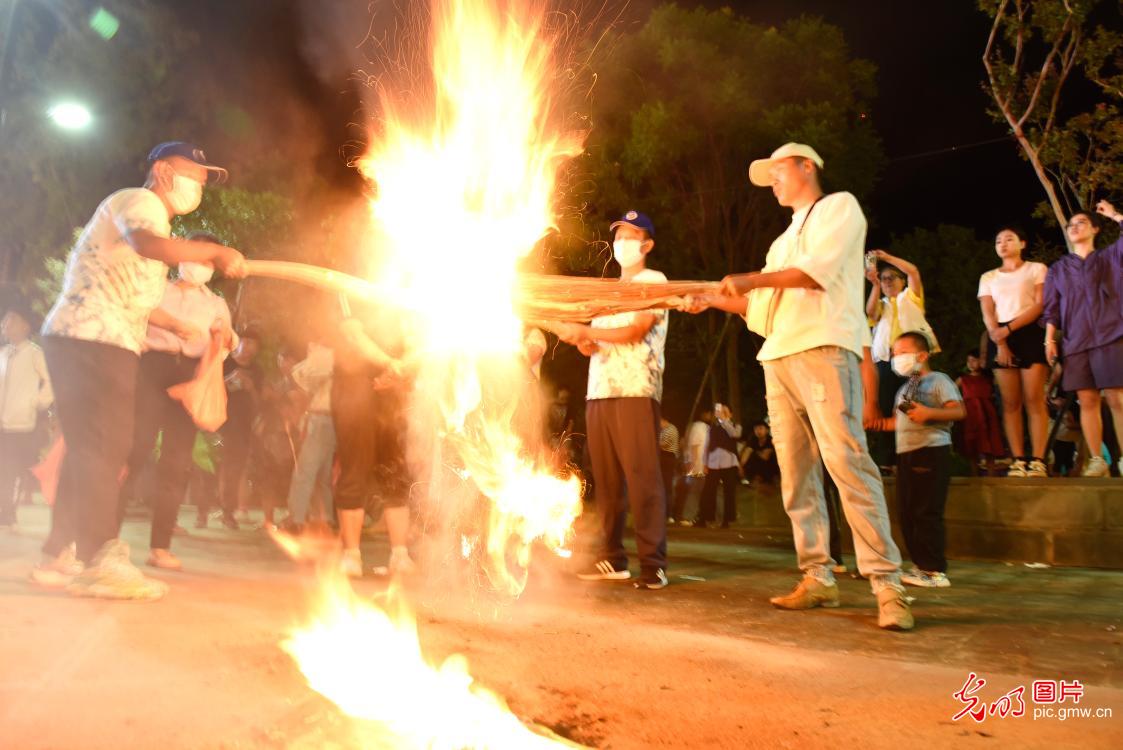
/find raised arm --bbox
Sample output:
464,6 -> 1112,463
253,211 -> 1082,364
871,249 -> 923,298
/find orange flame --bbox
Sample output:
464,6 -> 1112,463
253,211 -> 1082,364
282,1 -> 588,744
283,572 -> 582,748
357,0 -> 585,592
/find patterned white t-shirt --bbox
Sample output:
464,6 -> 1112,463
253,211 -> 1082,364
586,268 -> 669,402
43,188 -> 172,354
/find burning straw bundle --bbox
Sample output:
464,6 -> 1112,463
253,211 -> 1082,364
513,273 -> 720,322
245,260 -> 719,322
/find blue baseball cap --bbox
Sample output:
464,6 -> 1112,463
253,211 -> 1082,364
610,210 -> 655,238
147,141 -> 228,182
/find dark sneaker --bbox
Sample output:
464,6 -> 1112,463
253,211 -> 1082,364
221,514 -> 240,530
633,568 -> 668,590
576,560 -> 631,581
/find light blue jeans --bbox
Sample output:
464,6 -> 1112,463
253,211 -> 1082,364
286,413 -> 336,524
763,346 -> 902,594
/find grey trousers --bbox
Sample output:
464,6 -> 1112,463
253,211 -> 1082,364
762,346 -> 902,593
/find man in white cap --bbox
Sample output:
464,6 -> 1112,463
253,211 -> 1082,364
685,143 -> 912,630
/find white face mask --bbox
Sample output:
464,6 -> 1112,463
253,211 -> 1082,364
891,353 -> 921,377
166,174 -> 203,214
178,261 -> 214,286
613,238 -> 645,269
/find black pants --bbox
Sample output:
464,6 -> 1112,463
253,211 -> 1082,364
332,373 -> 410,512
42,337 -> 138,562
215,420 -> 252,519
871,359 -> 906,467
118,351 -> 199,549
824,466 -> 844,565
586,397 -> 667,571
1053,440 -> 1076,476
698,466 -> 739,525
896,444 -> 951,573
658,450 -> 677,511
0,430 -> 39,525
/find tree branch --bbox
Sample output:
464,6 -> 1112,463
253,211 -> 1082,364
1017,14 -> 1074,129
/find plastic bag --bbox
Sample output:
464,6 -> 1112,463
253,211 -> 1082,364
168,334 -> 230,432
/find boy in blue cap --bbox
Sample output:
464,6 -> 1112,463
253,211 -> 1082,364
556,211 -> 670,589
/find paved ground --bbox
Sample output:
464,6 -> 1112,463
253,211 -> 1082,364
1,501 -> 1120,749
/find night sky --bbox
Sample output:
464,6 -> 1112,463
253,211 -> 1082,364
172,0 -> 1113,242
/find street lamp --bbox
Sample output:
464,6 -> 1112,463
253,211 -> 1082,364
46,101 -> 92,131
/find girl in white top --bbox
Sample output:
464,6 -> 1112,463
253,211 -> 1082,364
977,226 -> 1049,478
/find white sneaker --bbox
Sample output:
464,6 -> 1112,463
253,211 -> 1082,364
1083,456 -> 1110,478
340,549 -> 363,578
68,540 -> 168,600
30,544 -> 84,589
901,568 -> 951,588
1026,459 -> 1048,478
1007,459 -> 1028,477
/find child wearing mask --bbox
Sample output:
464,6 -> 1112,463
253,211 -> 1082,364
871,332 -> 965,587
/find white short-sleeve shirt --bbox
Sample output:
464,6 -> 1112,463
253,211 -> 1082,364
586,268 -> 669,402
754,192 -> 868,362
976,261 -> 1048,323
43,188 -> 172,354
143,282 -> 233,359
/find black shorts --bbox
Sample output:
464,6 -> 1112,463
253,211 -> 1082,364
987,320 -> 1048,370
1062,336 -> 1123,392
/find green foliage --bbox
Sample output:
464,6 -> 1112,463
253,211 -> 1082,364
979,0 -> 1123,233
174,186 -> 294,259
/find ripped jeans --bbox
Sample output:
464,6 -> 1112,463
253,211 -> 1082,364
762,346 -> 902,593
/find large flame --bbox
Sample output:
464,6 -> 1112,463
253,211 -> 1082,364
283,0 -> 588,745
283,573 -> 580,749
358,0 -> 585,593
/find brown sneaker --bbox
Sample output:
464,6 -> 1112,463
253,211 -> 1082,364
770,576 -> 840,610
876,587 -> 915,630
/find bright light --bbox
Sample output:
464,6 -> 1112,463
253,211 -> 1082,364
47,102 -> 92,131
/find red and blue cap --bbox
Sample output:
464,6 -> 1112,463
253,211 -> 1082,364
610,210 -> 655,238
147,141 -> 228,182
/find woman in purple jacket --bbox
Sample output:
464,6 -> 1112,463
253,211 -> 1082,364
1043,200 -> 1123,477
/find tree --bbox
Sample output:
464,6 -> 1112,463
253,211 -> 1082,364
555,4 -> 884,422
980,0 -> 1123,241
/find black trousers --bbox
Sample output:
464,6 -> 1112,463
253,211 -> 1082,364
658,450 -> 677,510
871,359 -> 906,467
824,467 -> 844,565
118,351 -> 199,549
42,337 -> 138,562
586,397 -> 667,571
332,373 -> 410,512
698,466 -> 739,524
896,444 -> 951,573
0,430 -> 39,525
216,419 -> 252,518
